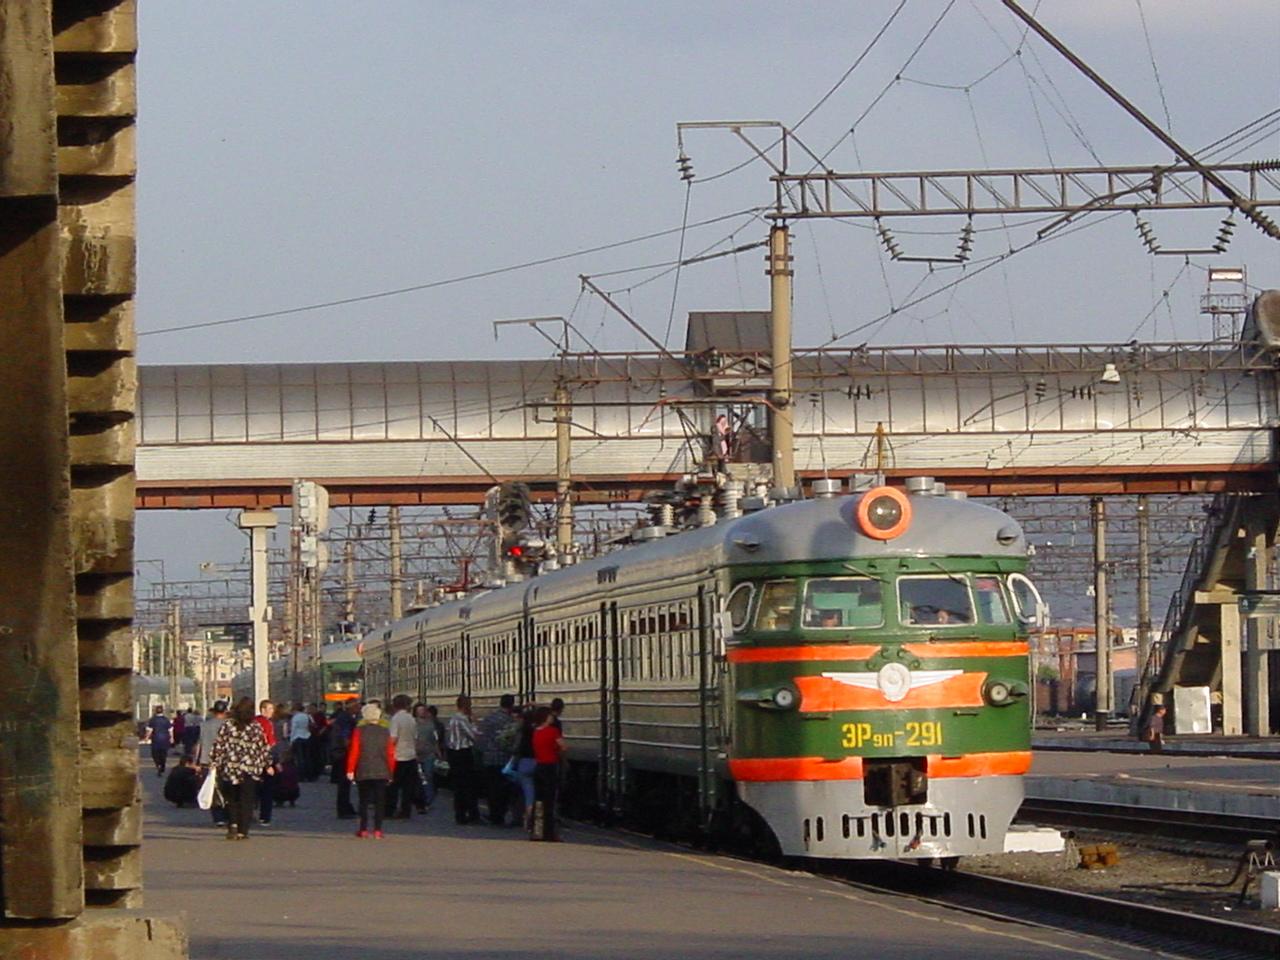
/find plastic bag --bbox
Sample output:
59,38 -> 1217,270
197,767 -> 218,810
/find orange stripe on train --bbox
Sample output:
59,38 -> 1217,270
729,751 -> 1032,782
793,672 -> 987,712
727,641 -> 1027,664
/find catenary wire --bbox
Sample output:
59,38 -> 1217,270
140,207 -> 765,337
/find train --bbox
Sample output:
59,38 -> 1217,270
231,639 -> 364,707
362,479 -> 1043,861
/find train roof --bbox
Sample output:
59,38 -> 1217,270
369,490 -> 1026,643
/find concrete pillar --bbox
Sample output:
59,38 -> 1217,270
1092,498 -> 1112,727
1244,520 -> 1271,735
0,0 -> 84,919
1220,600 -> 1243,735
239,510 -> 278,708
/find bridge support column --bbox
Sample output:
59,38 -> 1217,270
1219,601 -> 1243,735
1091,498 -> 1112,728
239,510 -> 278,707
1243,510 -> 1273,735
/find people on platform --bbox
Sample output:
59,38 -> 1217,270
530,705 -> 566,841
347,702 -> 396,838
477,694 -> 519,826
254,699 -> 279,825
307,703 -> 330,781
273,744 -> 301,806
163,755 -> 201,807
196,700 -> 229,827
289,701 -> 312,779
511,708 -> 538,830
181,707 -> 202,758
144,706 -> 173,777
387,694 -> 419,818
1143,705 -> 1167,753
331,698 -> 360,819
210,697 -> 274,840
172,709 -> 186,758
446,695 -> 481,825
413,702 -> 440,812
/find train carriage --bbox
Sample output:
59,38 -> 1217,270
232,639 -> 364,707
363,479 -> 1042,861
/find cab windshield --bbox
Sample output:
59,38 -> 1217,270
899,575 -> 974,626
802,577 -> 883,629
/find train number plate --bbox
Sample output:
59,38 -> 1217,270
840,720 -> 943,750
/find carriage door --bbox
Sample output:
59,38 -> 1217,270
695,585 -> 716,814
603,601 -> 624,811
596,602 -> 611,809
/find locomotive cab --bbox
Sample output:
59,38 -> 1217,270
722,486 -> 1041,860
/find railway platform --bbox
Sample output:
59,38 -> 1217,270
139,767 -> 1165,960
1028,730 -> 1279,821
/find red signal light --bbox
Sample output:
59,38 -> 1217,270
507,545 -> 524,558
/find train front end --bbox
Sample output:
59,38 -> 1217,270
722,485 -> 1042,860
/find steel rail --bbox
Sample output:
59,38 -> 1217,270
1017,797 -> 1280,847
823,861 -> 1280,960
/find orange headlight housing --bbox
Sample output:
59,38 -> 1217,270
855,486 -> 912,540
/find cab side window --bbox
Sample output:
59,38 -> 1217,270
754,580 -> 796,632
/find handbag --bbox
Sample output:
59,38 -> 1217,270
196,767 -> 218,810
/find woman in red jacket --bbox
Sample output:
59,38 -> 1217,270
530,705 -> 565,842
346,703 -> 397,838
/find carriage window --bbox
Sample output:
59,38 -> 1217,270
899,576 -> 974,626
725,583 -> 754,632
754,580 -> 796,632
974,576 -> 1011,625
802,577 -> 883,629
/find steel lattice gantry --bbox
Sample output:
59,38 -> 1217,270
135,339 -> 1280,509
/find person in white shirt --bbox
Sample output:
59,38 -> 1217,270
289,702 -> 312,778
386,694 -> 419,818
446,695 -> 481,824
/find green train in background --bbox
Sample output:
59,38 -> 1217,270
232,639 -> 363,708
363,478 -> 1044,860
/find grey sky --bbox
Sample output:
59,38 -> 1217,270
135,1 -> 1280,587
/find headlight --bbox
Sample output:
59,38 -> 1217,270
983,679 -> 1027,707
736,685 -> 801,711
985,680 -> 1011,705
855,486 -> 912,540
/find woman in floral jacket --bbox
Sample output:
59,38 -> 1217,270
210,697 -> 274,839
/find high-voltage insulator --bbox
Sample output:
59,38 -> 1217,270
1134,214 -> 1161,255
676,151 -> 694,182
955,219 -> 975,262
1212,215 -> 1235,253
875,219 -> 902,259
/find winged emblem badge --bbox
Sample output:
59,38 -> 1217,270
821,664 -> 963,703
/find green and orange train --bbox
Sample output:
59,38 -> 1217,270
364,479 -> 1043,860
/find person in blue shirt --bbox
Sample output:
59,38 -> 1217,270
144,706 -> 173,777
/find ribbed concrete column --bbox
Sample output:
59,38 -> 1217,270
0,0 -> 84,922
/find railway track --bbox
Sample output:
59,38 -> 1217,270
824,860 -> 1280,960
1017,796 -> 1280,846
591,815 -> 1280,960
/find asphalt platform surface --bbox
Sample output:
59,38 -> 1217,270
139,765 -> 1189,960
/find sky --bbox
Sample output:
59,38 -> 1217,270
133,1 -> 1280,598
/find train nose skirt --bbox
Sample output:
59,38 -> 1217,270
740,775 -> 1023,859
